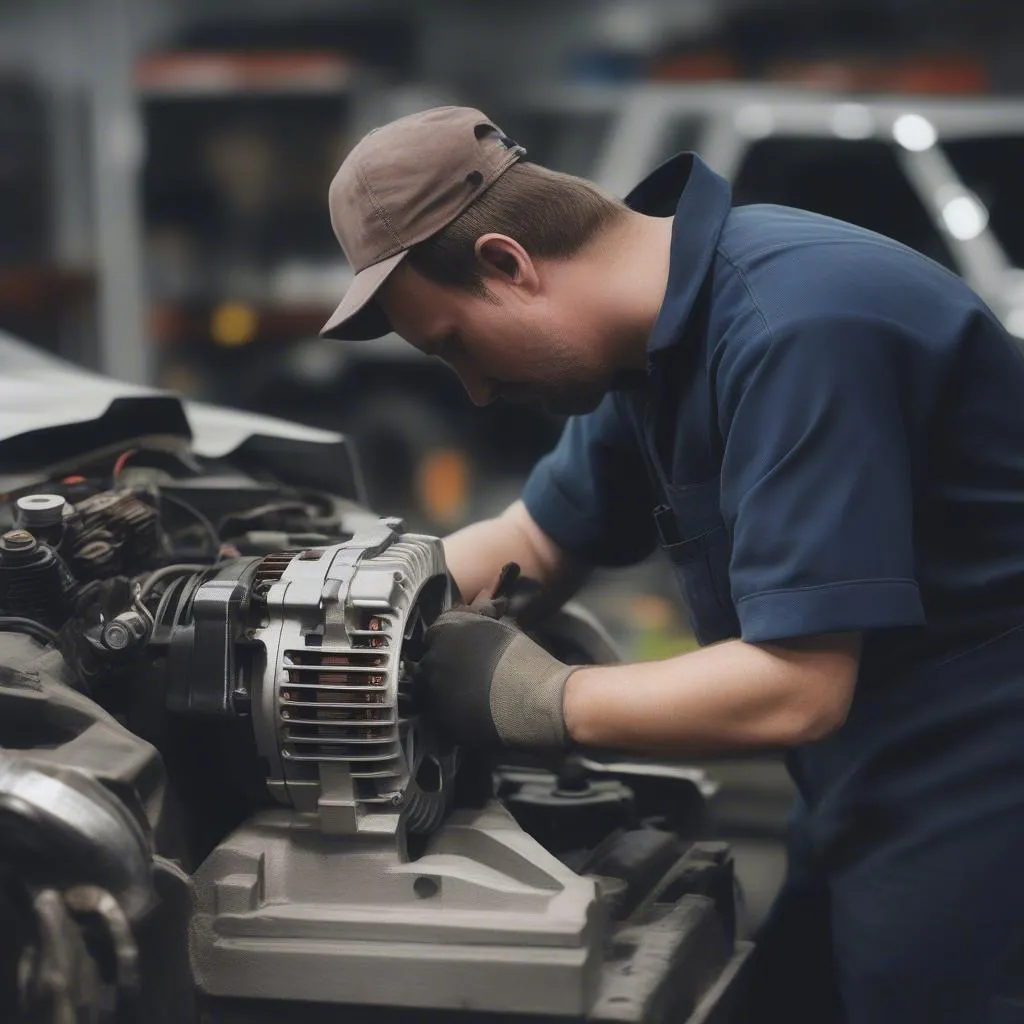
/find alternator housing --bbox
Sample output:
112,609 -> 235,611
153,520 -> 454,841
251,522 -> 453,836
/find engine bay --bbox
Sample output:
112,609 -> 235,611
0,434 -> 749,1024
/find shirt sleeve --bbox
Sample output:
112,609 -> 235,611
718,315 -> 926,643
522,391 -> 657,567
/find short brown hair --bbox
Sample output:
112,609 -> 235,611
406,161 -> 626,294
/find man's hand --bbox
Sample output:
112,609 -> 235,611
416,608 -> 577,751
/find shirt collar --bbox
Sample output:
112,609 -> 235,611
624,153 -> 733,356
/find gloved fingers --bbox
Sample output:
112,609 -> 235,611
470,562 -> 521,618
468,562 -> 547,626
489,562 -> 523,602
425,606 -> 504,635
472,595 -> 510,620
415,604 -> 573,752
501,577 -> 547,629
422,607 -> 521,657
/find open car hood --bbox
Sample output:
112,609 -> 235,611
0,331 -> 366,500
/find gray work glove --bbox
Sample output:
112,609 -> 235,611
416,607 -> 577,751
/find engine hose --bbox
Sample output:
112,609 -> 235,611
0,616 -> 61,649
138,564 -> 208,601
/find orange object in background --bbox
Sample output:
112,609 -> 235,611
416,449 -> 469,530
889,55 -> 990,94
648,45 -> 989,95
135,51 -> 354,95
0,267 -> 95,352
649,50 -> 741,82
765,53 -> 990,94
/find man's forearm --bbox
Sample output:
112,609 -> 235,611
443,499 -> 586,604
442,514 -> 535,601
563,634 -> 860,755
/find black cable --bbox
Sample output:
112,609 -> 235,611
159,493 -> 220,556
0,616 -> 61,649
216,501 -> 308,535
138,563 -> 208,600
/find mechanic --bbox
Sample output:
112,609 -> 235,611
320,106 -> 1024,1023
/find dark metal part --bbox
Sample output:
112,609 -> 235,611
24,886 -> 105,1024
0,757 -> 154,922
504,772 -> 637,856
580,828 -> 687,922
101,610 -> 150,653
0,634 -> 193,1023
586,895 -> 751,1023
2,529 -> 37,552
150,557 -> 262,717
0,635 -> 166,916
639,842 -> 740,950
0,530 -> 68,628
64,883 -> 142,1002
62,488 -> 163,581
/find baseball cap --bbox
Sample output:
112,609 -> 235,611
320,106 -> 526,341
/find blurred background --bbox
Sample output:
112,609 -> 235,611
3,0 -> 1021,926
2,0 -> 1022,663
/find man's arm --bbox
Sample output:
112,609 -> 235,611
445,386 -> 655,608
443,499 -> 589,607
417,606 -> 859,754
564,633 -> 860,754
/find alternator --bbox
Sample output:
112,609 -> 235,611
251,522 -> 454,837
153,520 -> 455,842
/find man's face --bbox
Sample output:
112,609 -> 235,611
377,261 -> 614,416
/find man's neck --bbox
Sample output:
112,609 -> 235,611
584,211 -> 675,370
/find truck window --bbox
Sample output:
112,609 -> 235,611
731,137 -> 956,271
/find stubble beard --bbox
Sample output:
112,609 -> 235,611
529,334 -> 610,416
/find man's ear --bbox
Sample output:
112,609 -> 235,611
475,234 -> 540,295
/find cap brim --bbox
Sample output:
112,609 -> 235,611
320,251 -> 407,341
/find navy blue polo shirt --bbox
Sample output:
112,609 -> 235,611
523,153 -> 1024,811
